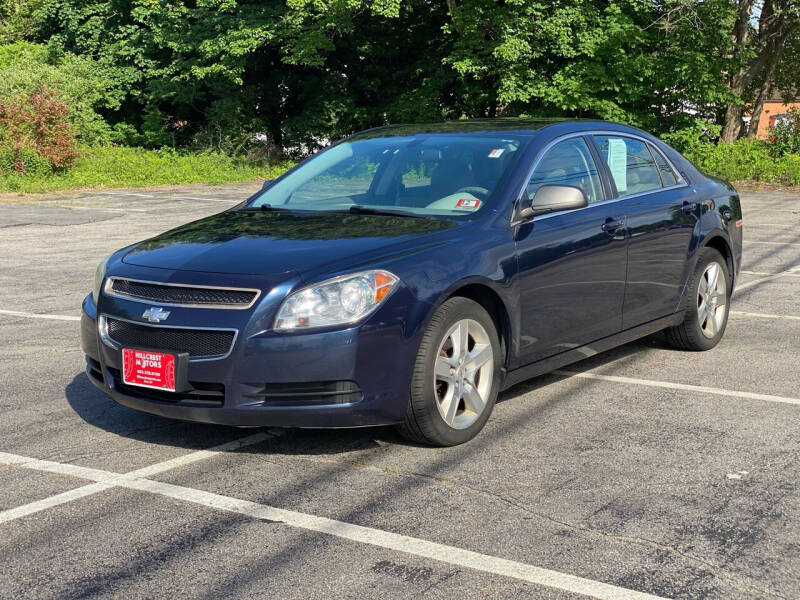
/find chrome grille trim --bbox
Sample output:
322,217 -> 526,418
98,314 -> 238,362
104,277 -> 260,309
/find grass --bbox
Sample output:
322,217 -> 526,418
0,145 -> 294,193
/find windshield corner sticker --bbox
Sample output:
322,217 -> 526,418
606,138 -> 627,193
456,198 -> 481,210
488,148 -> 504,158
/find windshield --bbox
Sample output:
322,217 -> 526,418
248,134 -> 525,217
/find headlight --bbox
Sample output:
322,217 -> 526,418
274,270 -> 399,331
92,256 -> 110,304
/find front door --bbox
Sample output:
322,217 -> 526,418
515,136 -> 628,366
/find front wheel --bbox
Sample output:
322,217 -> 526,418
665,247 -> 730,351
397,297 -> 501,446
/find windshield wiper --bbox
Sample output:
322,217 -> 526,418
241,204 -> 295,212
345,205 -> 429,219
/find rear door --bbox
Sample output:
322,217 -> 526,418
514,135 -> 628,365
591,135 -> 698,329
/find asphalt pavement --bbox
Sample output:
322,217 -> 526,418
1,183 -> 799,599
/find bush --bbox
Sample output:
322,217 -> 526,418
0,145 -> 51,176
768,108 -> 800,157
661,120 -> 721,154
0,86 -> 79,173
684,139 -> 800,186
0,41 -> 123,144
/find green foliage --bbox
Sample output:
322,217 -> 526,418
685,139 -> 800,186
661,121 -> 722,154
25,0 -> 752,151
0,41 -> 123,143
0,145 -> 51,176
0,145 -> 292,192
0,0 -> 44,42
0,0 -> 795,192
768,109 -> 800,157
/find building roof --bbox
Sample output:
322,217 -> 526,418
767,89 -> 798,102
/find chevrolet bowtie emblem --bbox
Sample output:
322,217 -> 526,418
142,307 -> 170,323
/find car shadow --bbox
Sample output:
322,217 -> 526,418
65,331 -> 675,453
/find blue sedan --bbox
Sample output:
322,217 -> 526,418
81,119 -> 743,445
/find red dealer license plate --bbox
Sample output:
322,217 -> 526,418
122,348 -> 177,391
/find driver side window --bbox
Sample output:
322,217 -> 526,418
528,137 -> 603,204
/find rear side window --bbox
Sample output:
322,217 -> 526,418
649,144 -> 680,186
593,135 -> 662,196
527,137 -> 603,204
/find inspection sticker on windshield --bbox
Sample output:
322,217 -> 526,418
456,198 -> 481,209
488,148 -> 504,158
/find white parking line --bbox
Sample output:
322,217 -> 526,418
745,240 -> 800,247
555,370 -> 800,406
740,270 -> 800,277
735,265 -> 800,292
730,310 -> 800,321
0,432 -> 274,525
171,196 -> 239,203
0,451 -> 665,600
0,309 -> 80,321
0,482 -> 111,524
85,191 -> 156,198
67,206 -> 149,213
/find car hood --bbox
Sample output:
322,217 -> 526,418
122,210 -> 459,276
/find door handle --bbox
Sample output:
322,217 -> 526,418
682,201 -> 698,215
601,217 -> 625,233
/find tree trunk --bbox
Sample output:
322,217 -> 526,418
720,0 -> 757,143
747,41 -> 783,139
748,83 -> 771,139
721,104 -> 745,143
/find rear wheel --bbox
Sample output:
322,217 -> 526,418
397,297 -> 501,446
665,247 -> 730,351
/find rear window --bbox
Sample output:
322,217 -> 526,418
593,135 -> 662,196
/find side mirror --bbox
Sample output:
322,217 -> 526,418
518,185 -> 588,220
261,179 -> 273,190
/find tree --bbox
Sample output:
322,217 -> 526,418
720,0 -> 800,142
15,0 -> 800,152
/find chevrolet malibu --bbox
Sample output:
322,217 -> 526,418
81,119 -> 743,446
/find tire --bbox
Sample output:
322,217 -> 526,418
665,247 -> 730,351
396,297 -> 502,446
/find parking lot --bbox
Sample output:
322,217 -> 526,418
1,184 -> 799,599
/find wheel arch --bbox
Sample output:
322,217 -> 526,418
674,229 -> 734,314
702,233 -> 735,290
444,282 -> 513,372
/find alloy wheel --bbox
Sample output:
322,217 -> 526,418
697,262 -> 727,339
433,318 -> 494,429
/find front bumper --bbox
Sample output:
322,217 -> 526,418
80,281 -> 419,428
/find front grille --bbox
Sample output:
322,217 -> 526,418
108,278 -> 258,308
244,381 -> 362,405
104,317 -> 235,359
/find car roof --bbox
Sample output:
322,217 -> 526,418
348,118 -> 647,140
